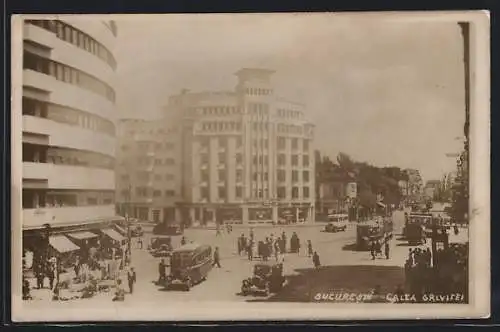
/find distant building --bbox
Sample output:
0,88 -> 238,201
116,68 -> 316,225
315,172 -> 357,218
424,180 -> 441,199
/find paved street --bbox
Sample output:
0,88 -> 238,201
23,210 -> 468,307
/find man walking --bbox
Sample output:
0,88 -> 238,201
312,251 -> 321,269
158,259 -> 166,284
384,241 -> 390,260
127,267 -> 137,294
213,247 -> 221,268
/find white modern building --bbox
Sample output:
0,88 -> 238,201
117,68 -> 316,225
21,19 -> 123,261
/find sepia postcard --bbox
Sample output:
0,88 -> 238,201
11,11 -> 490,321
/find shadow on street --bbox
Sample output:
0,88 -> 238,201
246,265 -> 405,302
341,243 -> 365,252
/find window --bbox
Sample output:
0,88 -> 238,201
218,187 -> 226,199
303,187 -> 310,198
236,153 -> 243,164
153,190 -> 161,197
218,153 -> 225,164
303,139 -> 310,151
165,174 -> 175,181
277,170 -> 286,182
292,155 -> 299,166
303,171 -> 310,182
165,142 -> 175,150
87,197 -> 98,205
278,187 -> 286,199
201,188 -> 209,200
264,156 -> 269,165
236,170 -> 243,182
236,137 -> 242,147
154,174 -> 161,181
121,174 -> 130,181
303,155 -> 310,167
219,137 -> 227,147
292,187 -> 299,198
218,170 -> 225,182
278,154 -> 286,166
201,170 -> 209,181
253,156 -> 258,165
201,154 -> 209,164
155,143 -> 162,150
165,158 -> 175,165
253,172 -> 258,181
155,159 -> 162,165
121,189 -> 128,197
165,190 -> 175,197
263,172 -> 268,181
292,138 -> 298,150
236,186 -> 243,198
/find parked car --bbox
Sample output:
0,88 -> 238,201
148,236 -> 173,256
324,214 -> 349,232
241,262 -> 285,296
153,222 -> 183,236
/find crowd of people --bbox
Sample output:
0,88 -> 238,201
404,243 -> 468,297
23,240 -> 136,302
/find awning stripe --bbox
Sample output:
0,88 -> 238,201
67,231 -> 98,240
49,235 -> 80,253
102,228 -> 125,242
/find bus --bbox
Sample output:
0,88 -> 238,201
356,218 -> 393,250
167,243 -> 213,291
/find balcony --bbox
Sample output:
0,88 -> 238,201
200,163 -> 208,170
24,23 -> 57,50
200,181 -> 208,187
23,162 -> 114,190
23,205 -> 116,229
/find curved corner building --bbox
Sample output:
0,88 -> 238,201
21,19 -> 123,258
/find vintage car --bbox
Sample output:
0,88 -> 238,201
165,243 -> 213,291
241,262 -> 286,296
356,218 -> 393,250
148,236 -> 173,256
130,225 -> 144,237
153,222 -> 183,236
324,214 -> 349,232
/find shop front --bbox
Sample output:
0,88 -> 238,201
216,207 -> 243,224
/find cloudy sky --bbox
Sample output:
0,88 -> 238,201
112,14 -> 466,182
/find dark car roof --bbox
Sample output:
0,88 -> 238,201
173,243 -> 210,253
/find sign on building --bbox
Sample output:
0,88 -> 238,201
346,182 -> 357,199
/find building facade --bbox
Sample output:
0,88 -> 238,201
21,19 -> 122,263
115,118 -> 183,223
116,68 -> 315,225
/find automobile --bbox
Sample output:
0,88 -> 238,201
165,243 -> 213,291
130,225 -> 144,237
153,222 -> 183,236
241,262 -> 286,296
148,236 -> 173,256
324,214 -> 349,232
151,244 -> 172,257
356,218 -> 393,250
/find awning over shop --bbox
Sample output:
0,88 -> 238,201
49,235 -> 80,253
114,225 -> 127,236
67,231 -> 98,240
102,228 -> 125,242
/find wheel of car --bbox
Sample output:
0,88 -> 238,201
185,279 -> 192,291
264,282 -> 270,296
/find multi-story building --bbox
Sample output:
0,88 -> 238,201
20,19 -> 122,264
116,68 -> 316,225
115,118 -> 183,223
315,173 -> 357,219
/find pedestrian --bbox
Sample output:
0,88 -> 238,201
249,228 -> 254,242
384,241 -> 390,260
181,236 -> 187,246
281,232 -> 287,253
370,241 -> 376,260
112,279 -> 125,301
158,258 -> 166,284
127,267 -> 136,294
74,259 -> 80,279
312,251 -> 321,269
47,263 -> 55,290
213,247 -> 221,268
238,234 -> 244,255
307,240 -> 313,257
247,239 -> 253,261
216,225 -> 221,237
137,237 -> 143,249
36,264 -> 44,289
274,240 -> 280,261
